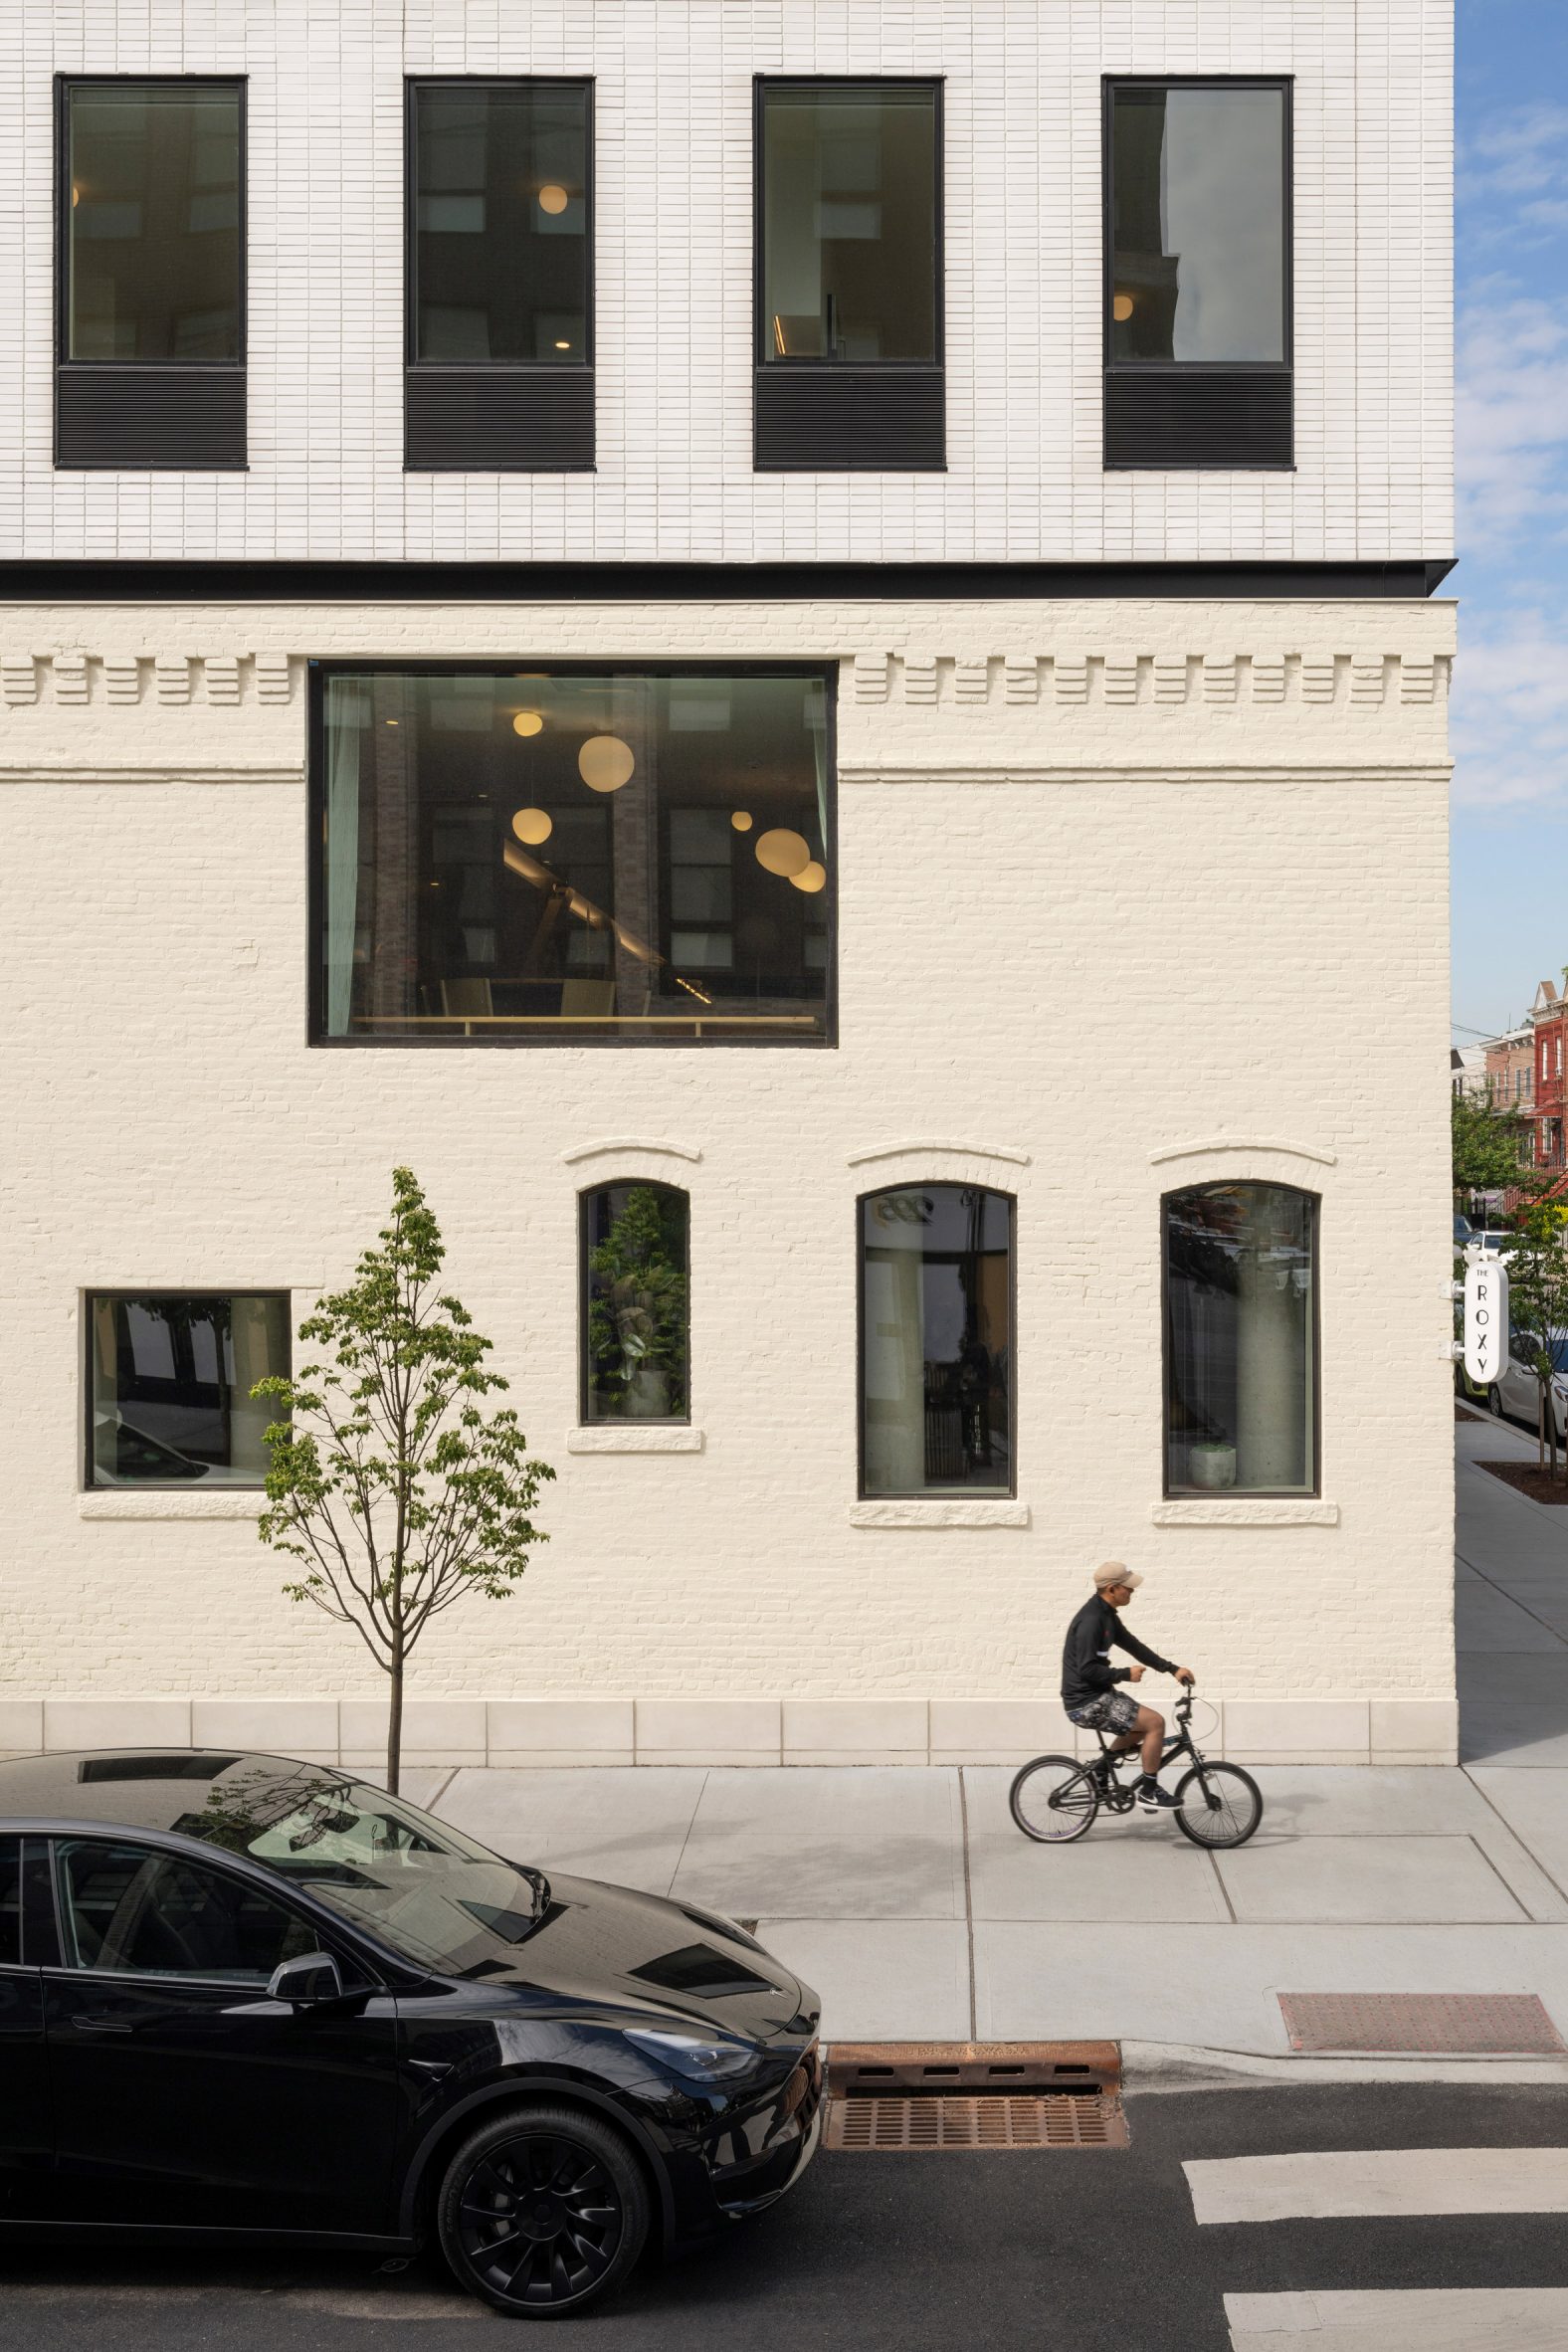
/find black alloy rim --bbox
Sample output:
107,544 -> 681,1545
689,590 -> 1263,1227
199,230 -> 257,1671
1176,1764 -> 1262,1848
1013,1759 -> 1097,1842
457,2133 -> 622,2306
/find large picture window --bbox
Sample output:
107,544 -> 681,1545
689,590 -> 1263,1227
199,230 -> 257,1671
754,80 -> 943,470
87,1292 -> 290,1488
1103,79 -> 1291,469
316,668 -> 832,1045
580,1185 -> 690,1424
405,80 -> 593,470
58,79 -> 246,468
860,1187 -> 1013,1497
1162,1184 -> 1317,1496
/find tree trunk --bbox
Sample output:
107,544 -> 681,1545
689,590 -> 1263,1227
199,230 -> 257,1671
386,1653 -> 404,1796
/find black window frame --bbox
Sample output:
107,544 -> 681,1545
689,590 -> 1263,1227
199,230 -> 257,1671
403,75 -> 596,474
577,1180 -> 692,1428
306,658 -> 839,1052
54,73 -> 248,471
752,75 -> 946,473
856,1183 -> 1018,1502
83,1287 -> 292,1492
1101,75 -> 1293,473
1159,1181 -> 1321,1501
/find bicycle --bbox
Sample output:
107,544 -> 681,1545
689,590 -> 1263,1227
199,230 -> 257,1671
1008,1690 -> 1263,1850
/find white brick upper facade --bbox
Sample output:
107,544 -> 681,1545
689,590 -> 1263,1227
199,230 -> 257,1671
1,0 -> 1453,566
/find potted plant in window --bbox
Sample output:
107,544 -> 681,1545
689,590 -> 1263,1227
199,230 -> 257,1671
1187,1439 -> 1237,1491
588,1188 -> 688,1421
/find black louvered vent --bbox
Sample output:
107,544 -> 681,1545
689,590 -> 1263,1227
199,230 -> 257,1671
405,368 -> 595,472
56,368 -> 247,471
1104,370 -> 1293,471
754,367 -> 945,472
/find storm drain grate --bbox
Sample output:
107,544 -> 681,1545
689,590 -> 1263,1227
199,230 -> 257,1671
823,2042 -> 1127,2153
1279,1993 -> 1567,2056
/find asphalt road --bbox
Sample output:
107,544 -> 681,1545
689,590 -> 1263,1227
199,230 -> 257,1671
1,2083 -> 1565,2351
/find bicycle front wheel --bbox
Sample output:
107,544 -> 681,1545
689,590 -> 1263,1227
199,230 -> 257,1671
1009,1754 -> 1099,1844
1174,1761 -> 1263,1850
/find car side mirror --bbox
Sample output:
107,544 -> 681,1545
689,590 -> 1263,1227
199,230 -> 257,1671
267,1950 -> 343,2006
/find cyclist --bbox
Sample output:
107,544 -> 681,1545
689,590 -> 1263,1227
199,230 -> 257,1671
1062,1564 -> 1195,1811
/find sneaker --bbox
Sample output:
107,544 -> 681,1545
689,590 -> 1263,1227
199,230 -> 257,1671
1136,1780 -> 1181,1811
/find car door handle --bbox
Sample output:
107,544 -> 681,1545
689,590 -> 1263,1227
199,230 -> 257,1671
71,2014 -> 134,2035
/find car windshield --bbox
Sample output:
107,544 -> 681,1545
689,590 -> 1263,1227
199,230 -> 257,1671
172,1761 -> 549,1977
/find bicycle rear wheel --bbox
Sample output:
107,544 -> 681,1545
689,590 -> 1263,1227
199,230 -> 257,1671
1174,1760 -> 1263,1850
1009,1754 -> 1099,1844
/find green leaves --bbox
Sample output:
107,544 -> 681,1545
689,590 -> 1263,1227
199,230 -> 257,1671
1453,1090 -> 1531,1199
251,1168 -> 555,1670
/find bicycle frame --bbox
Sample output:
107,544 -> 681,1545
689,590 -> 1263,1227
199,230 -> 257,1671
1075,1695 -> 1216,1815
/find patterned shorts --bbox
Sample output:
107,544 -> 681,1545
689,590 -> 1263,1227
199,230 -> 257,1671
1065,1690 -> 1140,1736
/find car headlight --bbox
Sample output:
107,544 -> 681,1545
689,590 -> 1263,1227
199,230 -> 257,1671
624,2027 -> 762,2082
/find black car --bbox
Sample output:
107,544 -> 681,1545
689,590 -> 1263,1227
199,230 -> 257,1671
0,1749 -> 822,2317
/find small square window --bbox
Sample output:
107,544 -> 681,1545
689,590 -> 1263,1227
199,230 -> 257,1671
86,1292 -> 290,1488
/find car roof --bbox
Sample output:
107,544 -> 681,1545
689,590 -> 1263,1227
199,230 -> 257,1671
0,1748 -> 350,1838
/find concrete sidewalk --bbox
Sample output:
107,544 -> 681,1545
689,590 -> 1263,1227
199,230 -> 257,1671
405,1411 -> 1568,2059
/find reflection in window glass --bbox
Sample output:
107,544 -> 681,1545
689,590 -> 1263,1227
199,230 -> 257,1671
66,83 -> 243,361
861,1187 -> 1012,1495
319,671 -> 831,1043
582,1184 -> 689,1424
1110,86 -> 1285,364
56,1841 -> 315,1982
88,1292 -> 290,1487
411,85 -> 589,363
1163,1184 -> 1316,1494
760,84 -> 938,362
0,1841 -> 18,1967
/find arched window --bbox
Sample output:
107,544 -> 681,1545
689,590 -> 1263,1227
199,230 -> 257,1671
1162,1182 -> 1318,1496
860,1186 -> 1014,1496
580,1184 -> 690,1425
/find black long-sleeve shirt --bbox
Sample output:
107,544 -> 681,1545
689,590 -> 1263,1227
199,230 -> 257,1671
1061,1595 -> 1176,1709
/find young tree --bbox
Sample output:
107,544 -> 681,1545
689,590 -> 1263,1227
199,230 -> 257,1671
1452,1088 -> 1530,1210
253,1169 -> 554,1792
1497,1199 -> 1568,1478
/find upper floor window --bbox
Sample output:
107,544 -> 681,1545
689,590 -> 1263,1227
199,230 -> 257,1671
1104,80 -> 1291,471
1163,1184 -> 1317,1496
860,1186 -> 1013,1497
58,80 -> 246,469
754,80 -> 943,472
581,1184 -> 690,1424
87,1291 -> 289,1488
406,81 -> 593,471
316,668 -> 832,1046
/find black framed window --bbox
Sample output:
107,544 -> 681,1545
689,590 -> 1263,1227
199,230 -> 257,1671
86,1292 -> 290,1488
754,80 -> 943,471
57,79 -> 246,469
1104,79 -> 1291,470
406,80 -> 593,472
860,1187 -> 1013,1497
580,1184 -> 690,1424
315,666 -> 833,1046
1162,1184 -> 1318,1496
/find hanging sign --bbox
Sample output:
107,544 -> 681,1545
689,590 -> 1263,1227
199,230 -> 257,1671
1465,1253 -> 1510,1387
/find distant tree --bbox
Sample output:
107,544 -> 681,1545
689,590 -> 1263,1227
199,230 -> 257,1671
253,1169 -> 554,1792
1452,1089 -> 1531,1209
1498,1199 -> 1568,1478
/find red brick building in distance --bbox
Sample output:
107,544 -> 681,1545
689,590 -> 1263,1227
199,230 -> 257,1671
1530,980 -> 1568,1175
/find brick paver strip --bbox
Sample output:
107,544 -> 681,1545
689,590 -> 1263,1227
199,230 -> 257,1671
1279,1992 -> 1566,2056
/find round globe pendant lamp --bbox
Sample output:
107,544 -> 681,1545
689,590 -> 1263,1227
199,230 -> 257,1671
511,807 -> 553,846
755,828 -> 811,878
578,735 -> 636,793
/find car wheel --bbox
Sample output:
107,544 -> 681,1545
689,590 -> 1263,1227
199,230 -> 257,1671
1489,1384 -> 1504,1419
438,2102 -> 650,2319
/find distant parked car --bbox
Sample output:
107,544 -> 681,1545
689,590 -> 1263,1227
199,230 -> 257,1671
1485,1330 -> 1568,1443
1455,1213 -> 1474,1249
1472,1229 -> 1518,1261
0,1750 -> 822,2317
89,1413 -> 211,1482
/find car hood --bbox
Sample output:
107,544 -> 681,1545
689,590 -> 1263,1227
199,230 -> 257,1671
439,1870 -> 815,2044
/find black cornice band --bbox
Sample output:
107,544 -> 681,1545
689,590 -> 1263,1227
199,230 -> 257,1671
0,557 -> 1455,602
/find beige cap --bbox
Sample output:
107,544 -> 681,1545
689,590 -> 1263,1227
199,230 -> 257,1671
1093,1562 -> 1142,1590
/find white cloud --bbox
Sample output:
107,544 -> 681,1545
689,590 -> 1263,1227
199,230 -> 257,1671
1452,613 -> 1568,807
1461,103 -> 1568,201
1456,294 -> 1568,554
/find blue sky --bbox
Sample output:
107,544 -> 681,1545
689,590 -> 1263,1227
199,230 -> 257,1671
1451,1 -> 1568,1038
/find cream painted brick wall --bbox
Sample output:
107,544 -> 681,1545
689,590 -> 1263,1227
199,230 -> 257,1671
0,0 -> 1453,565
0,595 -> 1455,1740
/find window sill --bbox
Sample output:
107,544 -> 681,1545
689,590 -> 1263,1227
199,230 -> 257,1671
80,1489 -> 267,1520
850,1499 -> 1030,1529
1150,1499 -> 1338,1527
566,1427 -> 704,1455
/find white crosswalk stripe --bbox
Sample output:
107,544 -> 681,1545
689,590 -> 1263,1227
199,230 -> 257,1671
1184,2146 -> 1568,2224
1225,2288 -> 1568,2350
